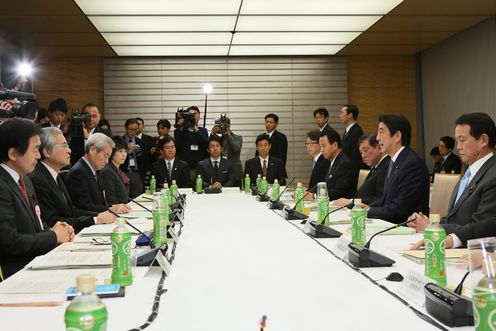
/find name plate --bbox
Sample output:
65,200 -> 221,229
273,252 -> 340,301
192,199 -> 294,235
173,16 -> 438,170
302,218 -> 315,233
155,250 -> 171,276
334,236 -> 351,260
168,227 -> 179,243
397,269 -> 431,307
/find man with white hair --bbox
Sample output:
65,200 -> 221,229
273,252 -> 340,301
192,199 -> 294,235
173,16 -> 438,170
66,133 -> 131,213
29,128 -> 117,233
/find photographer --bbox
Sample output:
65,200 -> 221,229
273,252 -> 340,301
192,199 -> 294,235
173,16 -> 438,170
68,103 -> 112,166
0,82 -> 38,123
211,114 -> 243,186
174,106 -> 208,184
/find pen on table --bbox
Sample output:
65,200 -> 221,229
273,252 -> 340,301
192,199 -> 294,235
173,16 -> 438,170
259,315 -> 267,331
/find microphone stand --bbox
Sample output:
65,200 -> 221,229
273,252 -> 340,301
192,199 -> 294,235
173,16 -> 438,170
268,178 -> 295,210
348,220 -> 413,268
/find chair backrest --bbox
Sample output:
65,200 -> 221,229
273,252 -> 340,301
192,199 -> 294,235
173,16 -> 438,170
357,169 -> 370,189
430,174 -> 461,217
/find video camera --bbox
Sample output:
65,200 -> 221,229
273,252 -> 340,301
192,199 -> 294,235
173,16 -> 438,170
215,113 -> 230,134
0,88 -> 38,120
174,107 -> 196,130
66,111 -> 91,138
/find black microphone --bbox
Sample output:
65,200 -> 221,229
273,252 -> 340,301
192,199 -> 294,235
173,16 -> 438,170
347,219 -> 413,268
454,270 -> 470,295
364,219 -> 413,248
128,197 -> 180,222
303,201 -> 353,237
0,88 -> 36,100
107,208 -> 155,249
269,178 -> 295,210
256,183 -> 272,202
281,183 -> 318,220
129,198 -> 153,213
301,200 -> 354,225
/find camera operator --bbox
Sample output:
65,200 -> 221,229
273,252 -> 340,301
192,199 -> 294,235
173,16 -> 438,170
68,103 -> 112,166
174,106 -> 208,185
0,82 -> 38,123
211,114 -> 243,186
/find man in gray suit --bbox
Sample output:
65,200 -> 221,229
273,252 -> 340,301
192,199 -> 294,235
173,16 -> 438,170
410,113 -> 496,249
211,114 -> 243,186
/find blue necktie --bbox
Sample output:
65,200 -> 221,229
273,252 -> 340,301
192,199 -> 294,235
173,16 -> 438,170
454,168 -> 471,204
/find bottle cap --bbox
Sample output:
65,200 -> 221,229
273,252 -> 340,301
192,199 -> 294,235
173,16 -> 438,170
246,174 -> 249,177
172,180 -> 176,185
198,174 -> 201,178
76,274 -> 96,293
117,218 -> 126,226
274,179 -> 278,183
297,182 -> 302,188
257,174 -> 261,178
429,214 -> 440,224
151,175 -> 155,179
354,198 -> 362,205
263,176 -> 267,180
163,183 -> 169,189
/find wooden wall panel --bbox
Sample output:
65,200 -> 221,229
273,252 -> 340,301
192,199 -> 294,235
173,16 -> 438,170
104,56 -> 348,186
33,57 -> 104,113
32,54 -> 418,185
347,55 -> 418,150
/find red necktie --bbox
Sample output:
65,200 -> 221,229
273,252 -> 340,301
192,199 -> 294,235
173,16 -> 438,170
262,160 -> 268,178
18,177 -> 31,206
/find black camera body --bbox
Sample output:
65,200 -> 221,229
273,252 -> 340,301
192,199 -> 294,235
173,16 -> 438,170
174,108 -> 196,130
215,113 -> 230,134
66,112 -> 91,138
0,88 -> 38,120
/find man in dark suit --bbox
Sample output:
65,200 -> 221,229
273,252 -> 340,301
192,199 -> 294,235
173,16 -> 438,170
0,120 -> 73,278
314,107 -> 333,133
306,130 -> 331,190
409,113 -> 496,249
332,133 -> 390,206
68,103 -> 113,166
66,133 -> 131,214
245,134 -> 286,186
151,136 -> 190,188
122,118 -> 147,198
42,97 -> 68,133
308,129 -> 358,200
367,114 -> 430,224
255,113 -> 288,178
135,117 -> 155,185
197,135 -> 237,188
436,136 -> 462,174
339,104 -> 364,169
211,115 -> 243,187
28,127 -> 116,233
174,106 -> 209,185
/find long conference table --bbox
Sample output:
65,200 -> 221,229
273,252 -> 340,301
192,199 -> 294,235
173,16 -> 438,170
0,189 -> 474,330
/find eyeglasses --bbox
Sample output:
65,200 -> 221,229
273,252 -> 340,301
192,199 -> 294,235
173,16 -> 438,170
57,143 -> 70,149
92,238 -> 111,245
305,142 -> 319,146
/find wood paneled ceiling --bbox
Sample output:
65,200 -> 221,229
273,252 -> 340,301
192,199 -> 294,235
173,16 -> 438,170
0,0 -> 494,57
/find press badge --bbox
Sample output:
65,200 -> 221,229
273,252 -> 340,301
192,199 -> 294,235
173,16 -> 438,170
190,145 -> 199,151
129,158 -> 136,167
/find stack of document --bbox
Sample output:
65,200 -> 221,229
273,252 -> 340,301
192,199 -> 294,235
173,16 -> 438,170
27,251 -> 112,270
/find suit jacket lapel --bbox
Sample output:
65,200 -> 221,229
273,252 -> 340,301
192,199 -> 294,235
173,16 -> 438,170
0,169 -> 40,231
40,164 -> 73,215
447,157 -> 495,216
